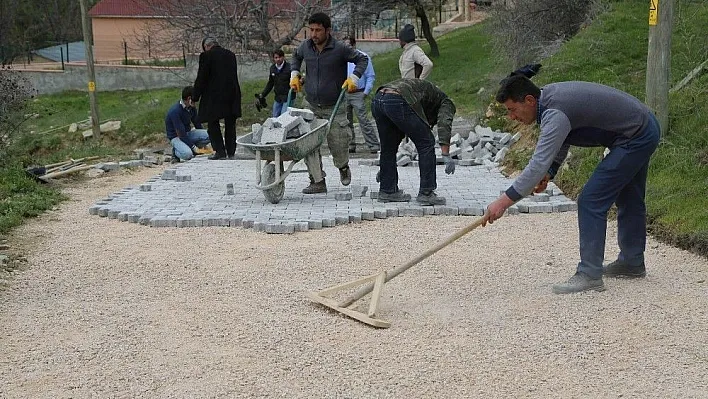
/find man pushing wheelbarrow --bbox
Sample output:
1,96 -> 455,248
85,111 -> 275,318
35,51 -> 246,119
289,12 -> 369,194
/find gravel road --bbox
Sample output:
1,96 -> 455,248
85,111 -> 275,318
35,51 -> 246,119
1,167 -> 706,398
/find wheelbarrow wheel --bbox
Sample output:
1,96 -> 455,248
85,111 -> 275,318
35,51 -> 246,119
262,163 -> 285,204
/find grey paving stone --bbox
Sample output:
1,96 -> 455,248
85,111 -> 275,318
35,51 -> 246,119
307,220 -> 323,230
335,193 -> 352,201
265,223 -> 295,234
460,206 -> 485,216
400,207 -> 425,217
373,209 -> 387,219
552,202 -> 578,212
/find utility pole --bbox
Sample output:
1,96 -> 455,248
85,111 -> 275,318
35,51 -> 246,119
79,0 -> 101,139
645,0 -> 674,136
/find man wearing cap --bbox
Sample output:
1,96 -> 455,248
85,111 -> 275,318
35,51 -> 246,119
398,24 -> 433,80
290,12 -> 369,194
193,37 -> 242,160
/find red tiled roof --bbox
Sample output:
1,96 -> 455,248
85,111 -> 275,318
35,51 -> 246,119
89,0 -> 331,18
89,0 -> 167,17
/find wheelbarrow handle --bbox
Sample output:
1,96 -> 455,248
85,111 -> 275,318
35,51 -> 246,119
328,88 -> 347,129
286,88 -> 295,108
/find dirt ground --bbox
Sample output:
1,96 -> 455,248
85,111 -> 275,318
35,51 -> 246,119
1,166 -> 707,398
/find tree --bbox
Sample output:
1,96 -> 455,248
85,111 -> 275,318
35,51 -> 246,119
0,0 -> 85,65
141,0 -> 329,56
0,68 -> 34,163
341,0 -> 440,57
487,0 -> 603,67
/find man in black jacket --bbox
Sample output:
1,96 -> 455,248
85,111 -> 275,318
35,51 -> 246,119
193,37 -> 242,160
258,49 -> 293,117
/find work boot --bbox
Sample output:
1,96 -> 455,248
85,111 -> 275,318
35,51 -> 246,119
339,165 -> 352,186
170,148 -> 181,164
416,191 -> 446,206
208,152 -> 227,160
552,272 -> 606,294
378,190 -> 411,203
302,178 -> 327,194
603,260 -> 646,278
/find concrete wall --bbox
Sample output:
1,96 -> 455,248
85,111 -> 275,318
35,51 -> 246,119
354,39 -> 400,56
17,39 -> 399,95
18,56 -> 270,95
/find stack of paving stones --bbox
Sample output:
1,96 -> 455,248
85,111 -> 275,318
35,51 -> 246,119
361,124 -> 521,169
250,107 -> 315,144
88,148 -> 172,176
88,154 -> 576,234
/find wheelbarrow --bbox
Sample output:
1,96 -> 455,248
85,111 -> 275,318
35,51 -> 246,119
236,88 -> 346,204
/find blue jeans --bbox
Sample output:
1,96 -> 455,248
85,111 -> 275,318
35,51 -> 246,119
371,92 -> 436,195
170,129 -> 210,160
576,114 -> 660,278
272,101 -> 287,117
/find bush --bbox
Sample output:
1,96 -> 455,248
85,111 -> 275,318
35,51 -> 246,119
0,67 -> 35,164
486,0 -> 604,67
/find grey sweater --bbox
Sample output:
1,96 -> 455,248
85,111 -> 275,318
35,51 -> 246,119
507,81 -> 652,201
291,36 -> 368,106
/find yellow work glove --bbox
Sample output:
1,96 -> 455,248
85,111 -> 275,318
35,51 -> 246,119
192,146 -> 212,155
289,71 -> 303,92
342,74 -> 360,93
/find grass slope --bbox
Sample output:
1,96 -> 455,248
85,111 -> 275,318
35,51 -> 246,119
536,0 -> 708,255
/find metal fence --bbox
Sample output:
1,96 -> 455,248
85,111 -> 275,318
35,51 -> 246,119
334,1 -> 461,40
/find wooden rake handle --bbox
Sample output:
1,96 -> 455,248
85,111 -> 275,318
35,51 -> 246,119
339,216 -> 486,308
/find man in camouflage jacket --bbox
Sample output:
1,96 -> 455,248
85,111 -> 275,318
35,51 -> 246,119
371,79 -> 456,206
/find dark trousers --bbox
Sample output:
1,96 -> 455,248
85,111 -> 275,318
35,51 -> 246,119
371,92 -> 436,195
576,114 -> 661,278
207,115 -> 237,156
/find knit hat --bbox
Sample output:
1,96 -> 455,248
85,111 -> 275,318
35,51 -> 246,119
398,24 -> 416,43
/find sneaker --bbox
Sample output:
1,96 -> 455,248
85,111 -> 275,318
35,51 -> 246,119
302,179 -> 327,194
552,272 -> 606,294
416,191 -> 446,206
378,190 -> 411,203
339,165 -> 352,186
603,260 -> 646,278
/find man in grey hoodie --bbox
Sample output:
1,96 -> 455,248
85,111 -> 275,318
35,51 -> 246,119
290,12 -> 369,194
483,75 -> 660,294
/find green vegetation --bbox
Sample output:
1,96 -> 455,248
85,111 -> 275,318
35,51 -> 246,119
0,167 -> 65,233
534,0 -> 708,254
2,0 -> 706,256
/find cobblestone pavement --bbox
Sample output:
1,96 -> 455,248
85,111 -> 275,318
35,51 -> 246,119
88,155 -> 577,233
